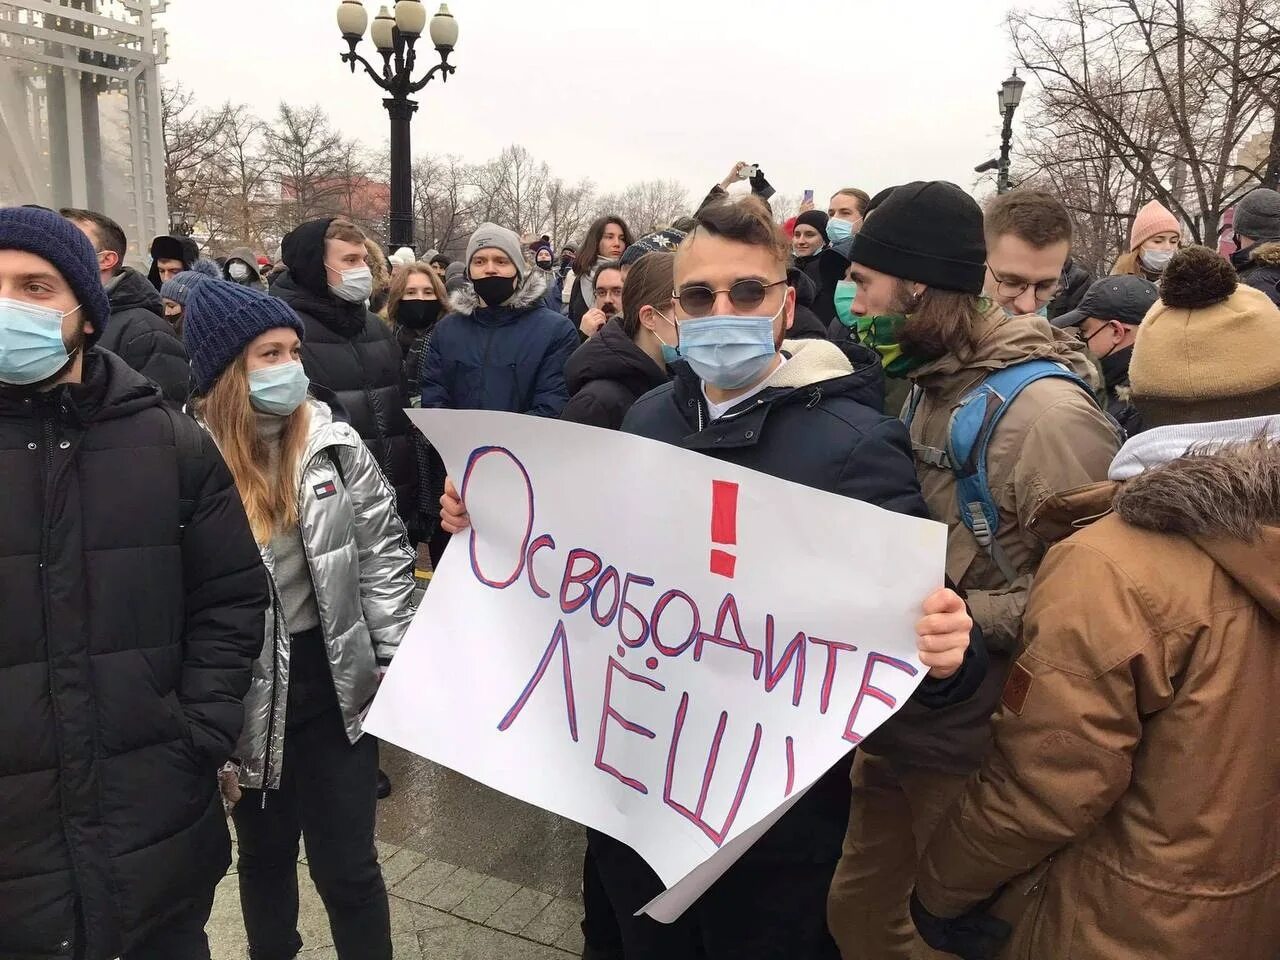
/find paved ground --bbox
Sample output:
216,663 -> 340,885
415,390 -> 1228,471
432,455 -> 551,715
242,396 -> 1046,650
208,744 -> 588,959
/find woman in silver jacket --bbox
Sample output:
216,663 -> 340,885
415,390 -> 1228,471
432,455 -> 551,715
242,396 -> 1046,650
181,278 -> 415,960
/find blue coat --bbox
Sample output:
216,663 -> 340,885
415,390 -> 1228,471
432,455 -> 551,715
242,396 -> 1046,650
420,271 -> 580,416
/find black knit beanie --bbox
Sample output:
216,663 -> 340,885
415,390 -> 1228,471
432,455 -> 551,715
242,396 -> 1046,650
795,210 -> 830,243
849,181 -> 986,294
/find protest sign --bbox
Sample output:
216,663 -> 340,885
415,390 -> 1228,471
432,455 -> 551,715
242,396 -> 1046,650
365,409 -> 947,920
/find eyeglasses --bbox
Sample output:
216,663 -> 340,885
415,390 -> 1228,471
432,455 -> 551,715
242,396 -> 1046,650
987,265 -> 1061,303
673,278 -> 787,317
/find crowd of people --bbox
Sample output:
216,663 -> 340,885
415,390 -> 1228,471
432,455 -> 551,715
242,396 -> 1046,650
0,158 -> 1278,960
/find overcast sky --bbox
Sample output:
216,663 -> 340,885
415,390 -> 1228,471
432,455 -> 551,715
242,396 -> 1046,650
160,0 -> 1050,202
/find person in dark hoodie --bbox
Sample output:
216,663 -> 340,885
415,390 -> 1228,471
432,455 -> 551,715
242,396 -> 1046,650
270,217 -> 417,537
147,232 -> 200,288
223,245 -> 265,289
420,222 -> 579,415
0,205 -> 267,960
1229,187 -> 1280,307
62,208 -> 191,405
562,250 -> 675,429
448,195 -> 979,960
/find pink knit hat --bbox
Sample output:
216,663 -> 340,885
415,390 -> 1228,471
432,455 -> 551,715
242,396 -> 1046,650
1130,200 -> 1180,252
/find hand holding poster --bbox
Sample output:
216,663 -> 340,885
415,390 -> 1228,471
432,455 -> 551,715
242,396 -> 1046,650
365,409 -> 947,920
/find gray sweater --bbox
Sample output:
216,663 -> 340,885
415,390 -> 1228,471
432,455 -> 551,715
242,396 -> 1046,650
259,412 -> 321,633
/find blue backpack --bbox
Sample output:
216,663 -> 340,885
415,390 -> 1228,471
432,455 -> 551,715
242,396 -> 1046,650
903,360 -> 1096,583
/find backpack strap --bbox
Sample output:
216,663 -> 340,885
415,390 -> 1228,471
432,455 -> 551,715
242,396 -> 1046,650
162,405 -> 206,530
326,447 -> 346,488
945,360 -> 1096,584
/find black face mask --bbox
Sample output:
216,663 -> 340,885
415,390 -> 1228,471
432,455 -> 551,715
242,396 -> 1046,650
537,258 -> 554,272
397,298 -> 441,330
1099,343 -> 1134,392
472,274 -> 518,307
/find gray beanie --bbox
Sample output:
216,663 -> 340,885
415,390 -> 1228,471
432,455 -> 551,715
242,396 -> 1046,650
465,222 -> 525,282
1235,188 -> 1280,242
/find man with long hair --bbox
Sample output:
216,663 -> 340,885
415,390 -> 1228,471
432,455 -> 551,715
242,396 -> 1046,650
827,181 -> 1120,958
0,205 -> 267,959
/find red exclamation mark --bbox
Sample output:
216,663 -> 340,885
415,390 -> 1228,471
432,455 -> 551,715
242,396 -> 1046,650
710,480 -> 739,578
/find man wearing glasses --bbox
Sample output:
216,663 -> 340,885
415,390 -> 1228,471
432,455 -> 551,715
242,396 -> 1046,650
829,181 -> 1119,959
596,195 -> 981,958
981,189 -> 1076,318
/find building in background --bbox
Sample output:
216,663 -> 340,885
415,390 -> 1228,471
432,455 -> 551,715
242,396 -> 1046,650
0,0 -> 169,265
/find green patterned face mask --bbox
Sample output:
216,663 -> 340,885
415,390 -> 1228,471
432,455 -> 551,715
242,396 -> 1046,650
864,313 -> 927,378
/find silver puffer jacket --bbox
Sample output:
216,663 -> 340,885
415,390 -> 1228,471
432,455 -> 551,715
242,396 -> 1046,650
215,399 -> 416,790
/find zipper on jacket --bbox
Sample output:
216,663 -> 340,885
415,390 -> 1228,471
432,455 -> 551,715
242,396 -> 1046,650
260,583 -> 282,807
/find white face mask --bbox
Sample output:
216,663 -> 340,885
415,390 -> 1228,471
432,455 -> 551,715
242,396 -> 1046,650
228,261 -> 251,281
1140,248 -> 1174,272
329,264 -> 374,302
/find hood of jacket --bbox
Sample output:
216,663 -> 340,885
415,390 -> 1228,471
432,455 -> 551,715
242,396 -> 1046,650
280,217 -> 335,298
108,266 -> 166,320
1245,240 -> 1280,267
1029,427 -> 1280,615
911,301 -> 1098,394
565,317 -> 666,397
447,269 -> 551,325
1114,438 -> 1280,616
224,246 -> 259,270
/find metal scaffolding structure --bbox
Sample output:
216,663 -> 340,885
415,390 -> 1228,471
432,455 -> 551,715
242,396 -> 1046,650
0,0 -> 169,261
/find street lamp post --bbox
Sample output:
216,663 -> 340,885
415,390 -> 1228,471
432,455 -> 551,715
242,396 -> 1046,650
336,0 -> 459,251
996,70 -> 1026,195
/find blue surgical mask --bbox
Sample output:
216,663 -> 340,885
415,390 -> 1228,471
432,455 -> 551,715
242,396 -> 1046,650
676,297 -> 785,390
1002,303 -> 1051,319
650,308 -> 681,366
248,361 -> 310,416
329,264 -> 374,303
825,217 -> 855,245
0,298 -> 80,386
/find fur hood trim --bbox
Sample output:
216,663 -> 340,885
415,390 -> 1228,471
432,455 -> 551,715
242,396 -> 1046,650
448,269 -> 549,317
1249,241 -> 1280,267
1114,438 -> 1280,540
769,338 -> 855,389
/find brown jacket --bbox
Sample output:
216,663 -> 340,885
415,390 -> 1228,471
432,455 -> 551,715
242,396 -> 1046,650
863,305 -> 1119,773
917,439 -> 1280,959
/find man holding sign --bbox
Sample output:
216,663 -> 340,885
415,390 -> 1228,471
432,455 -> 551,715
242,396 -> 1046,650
439,195 -> 982,959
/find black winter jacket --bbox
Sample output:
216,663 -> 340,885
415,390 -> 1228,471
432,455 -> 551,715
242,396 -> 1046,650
791,248 -> 848,324
561,317 -> 669,430
787,267 -> 834,340
272,220 -> 417,534
0,349 -> 267,960
1046,257 -> 1094,323
1232,241 -> 1280,307
622,339 -> 973,866
100,267 -> 190,405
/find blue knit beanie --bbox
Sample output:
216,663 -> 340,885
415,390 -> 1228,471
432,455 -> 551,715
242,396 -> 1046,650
0,206 -> 112,343
160,270 -> 208,308
182,279 -> 306,393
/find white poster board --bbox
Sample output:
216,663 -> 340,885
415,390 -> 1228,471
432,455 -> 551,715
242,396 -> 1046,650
365,409 -> 946,920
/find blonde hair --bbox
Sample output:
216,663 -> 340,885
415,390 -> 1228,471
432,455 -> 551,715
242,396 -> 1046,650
325,217 -> 367,245
196,355 -> 311,544
387,263 -> 447,326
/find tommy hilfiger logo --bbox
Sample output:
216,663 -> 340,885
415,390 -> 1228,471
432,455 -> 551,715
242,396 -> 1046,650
314,480 -> 338,500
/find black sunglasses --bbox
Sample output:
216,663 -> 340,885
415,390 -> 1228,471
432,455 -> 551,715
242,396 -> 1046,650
673,278 -> 787,317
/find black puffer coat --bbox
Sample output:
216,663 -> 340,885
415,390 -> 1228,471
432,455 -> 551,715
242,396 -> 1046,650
273,219 -> 417,535
0,349 -> 267,960
100,267 -> 190,405
561,317 -> 669,430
